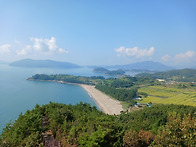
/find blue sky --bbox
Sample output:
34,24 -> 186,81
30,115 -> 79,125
0,0 -> 195,67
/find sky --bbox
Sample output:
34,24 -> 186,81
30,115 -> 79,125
0,0 -> 196,67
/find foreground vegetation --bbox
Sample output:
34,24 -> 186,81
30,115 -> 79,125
0,102 -> 195,146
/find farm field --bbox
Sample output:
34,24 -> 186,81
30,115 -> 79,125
138,85 -> 196,106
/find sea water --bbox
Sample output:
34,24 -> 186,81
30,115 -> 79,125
0,64 -> 104,133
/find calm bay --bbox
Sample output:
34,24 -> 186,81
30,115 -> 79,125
0,64 -> 103,133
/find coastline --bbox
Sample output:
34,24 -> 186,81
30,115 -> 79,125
79,84 -> 124,115
27,78 -> 124,115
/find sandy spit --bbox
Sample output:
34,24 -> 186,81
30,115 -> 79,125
80,84 -> 124,115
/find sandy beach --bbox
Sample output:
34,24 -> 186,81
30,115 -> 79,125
80,84 -> 124,115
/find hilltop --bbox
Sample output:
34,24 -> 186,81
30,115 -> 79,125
0,103 -> 195,146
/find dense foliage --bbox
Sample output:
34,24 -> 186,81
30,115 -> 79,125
99,76 -> 159,88
96,84 -> 137,102
1,103 -> 195,146
136,68 -> 196,82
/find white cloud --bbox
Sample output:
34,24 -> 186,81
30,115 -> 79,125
161,54 -> 171,62
0,37 -> 69,61
0,44 -> 11,54
16,45 -> 32,55
175,51 -> 195,59
174,51 -> 196,66
29,37 -> 68,54
161,51 -> 196,67
115,46 -> 155,58
58,48 -> 69,54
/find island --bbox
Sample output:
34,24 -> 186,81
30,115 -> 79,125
10,58 -> 81,69
93,67 -> 125,76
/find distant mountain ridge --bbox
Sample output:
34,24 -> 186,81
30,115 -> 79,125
106,61 -> 173,71
192,66 -> 196,69
10,59 -> 173,71
10,59 -> 81,68
136,68 -> 196,82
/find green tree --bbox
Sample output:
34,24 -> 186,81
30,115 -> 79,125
155,113 -> 196,146
123,130 -> 155,147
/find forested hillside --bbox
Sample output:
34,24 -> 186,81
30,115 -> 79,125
29,74 -> 105,85
0,103 -> 195,146
136,68 -> 196,82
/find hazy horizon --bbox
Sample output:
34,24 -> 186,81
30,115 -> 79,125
0,0 -> 195,68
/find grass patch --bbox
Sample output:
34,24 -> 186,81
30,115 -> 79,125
121,102 -> 131,110
138,85 -> 196,106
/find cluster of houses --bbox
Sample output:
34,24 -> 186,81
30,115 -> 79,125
134,102 -> 152,107
133,97 -> 152,107
129,102 -> 152,112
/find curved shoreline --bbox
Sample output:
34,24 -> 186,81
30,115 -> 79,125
27,79 -> 124,115
79,84 -> 124,115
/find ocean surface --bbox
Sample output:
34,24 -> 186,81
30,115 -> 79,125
0,64 -> 137,133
